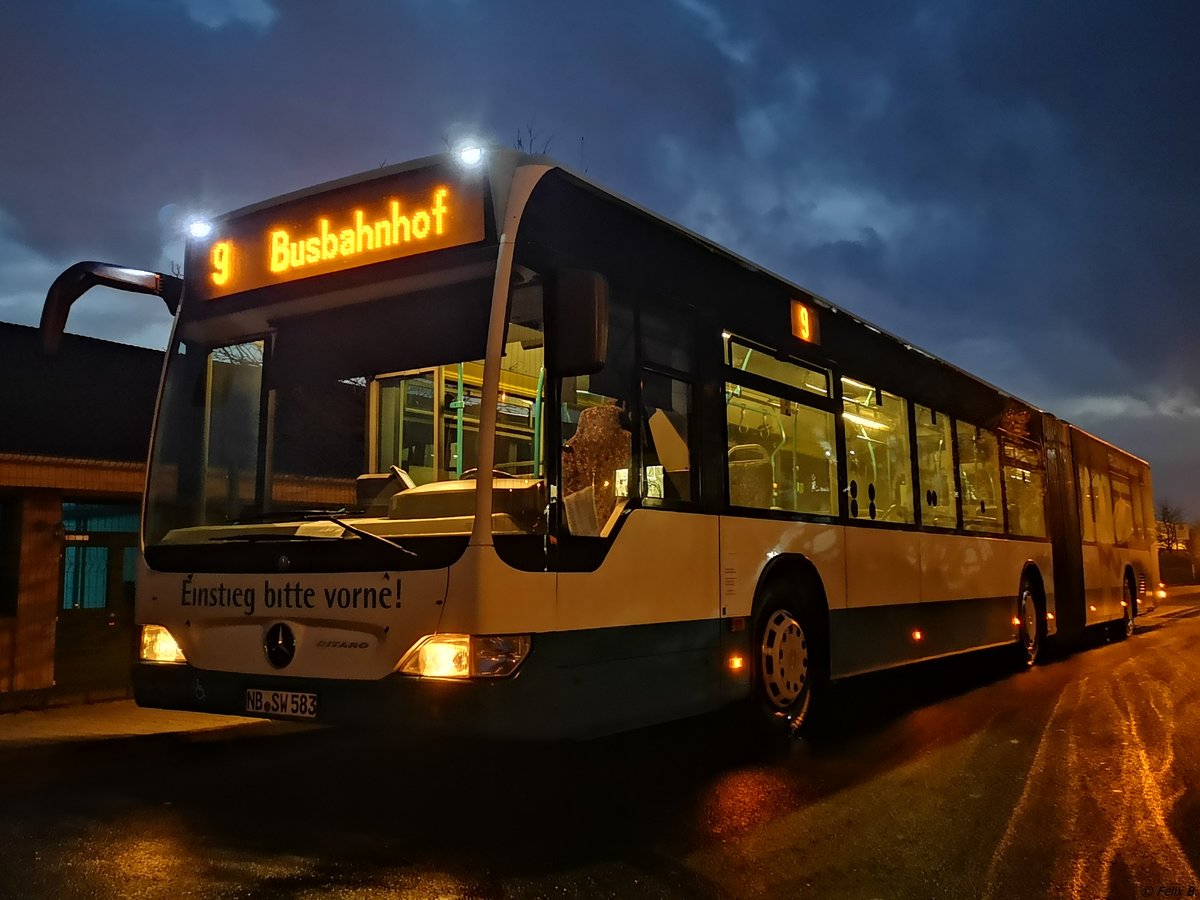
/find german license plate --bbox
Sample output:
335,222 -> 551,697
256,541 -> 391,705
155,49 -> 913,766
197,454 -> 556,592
245,688 -> 318,719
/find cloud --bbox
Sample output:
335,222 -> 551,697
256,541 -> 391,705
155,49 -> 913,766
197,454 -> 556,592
670,0 -> 754,64
1059,391 -> 1200,422
0,212 -> 62,328
173,0 -> 277,29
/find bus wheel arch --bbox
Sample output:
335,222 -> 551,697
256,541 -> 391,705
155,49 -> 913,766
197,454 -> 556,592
1017,564 -> 1047,667
749,556 -> 830,737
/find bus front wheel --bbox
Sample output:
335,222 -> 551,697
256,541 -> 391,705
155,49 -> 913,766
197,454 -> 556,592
752,583 -> 826,738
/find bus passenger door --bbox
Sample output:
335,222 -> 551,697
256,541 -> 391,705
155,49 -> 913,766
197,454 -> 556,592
553,367 -> 722,733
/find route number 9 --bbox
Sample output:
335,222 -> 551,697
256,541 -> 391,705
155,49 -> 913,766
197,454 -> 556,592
791,299 -> 819,344
211,241 -> 233,287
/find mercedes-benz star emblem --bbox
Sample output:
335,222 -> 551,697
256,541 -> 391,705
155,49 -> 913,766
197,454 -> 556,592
277,555 -> 291,572
264,623 -> 296,669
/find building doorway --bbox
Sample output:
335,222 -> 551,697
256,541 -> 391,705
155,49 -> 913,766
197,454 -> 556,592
54,502 -> 139,695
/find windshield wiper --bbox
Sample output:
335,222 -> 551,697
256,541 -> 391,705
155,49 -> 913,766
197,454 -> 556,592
325,515 -> 417,558
219,510 -> 418,558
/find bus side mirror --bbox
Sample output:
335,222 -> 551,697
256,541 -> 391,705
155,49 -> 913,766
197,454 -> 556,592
546,269 -> 608,377
40,261 -> 182,353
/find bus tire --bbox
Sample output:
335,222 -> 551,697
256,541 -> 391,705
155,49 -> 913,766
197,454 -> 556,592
752,580 -> 826,738
1112,575 -> 1136,641
1016,572 -> 1044,667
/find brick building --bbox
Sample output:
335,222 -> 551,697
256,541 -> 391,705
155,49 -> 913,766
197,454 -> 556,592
0,322 -> 161,708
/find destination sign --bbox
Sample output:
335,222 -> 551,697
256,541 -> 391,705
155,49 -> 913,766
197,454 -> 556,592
188,167 -> 487,301
791,298 -> 820,344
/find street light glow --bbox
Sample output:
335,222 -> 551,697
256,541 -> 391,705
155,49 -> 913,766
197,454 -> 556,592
458,146 -> 484,167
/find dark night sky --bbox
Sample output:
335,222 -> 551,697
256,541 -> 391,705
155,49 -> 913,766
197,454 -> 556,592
1,1 -> 1197,512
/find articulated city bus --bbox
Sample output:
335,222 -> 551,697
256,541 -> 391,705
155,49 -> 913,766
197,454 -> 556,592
40,149 -> 1158,738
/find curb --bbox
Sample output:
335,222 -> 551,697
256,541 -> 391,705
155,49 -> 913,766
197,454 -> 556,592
0,687 -> 132,715
0,718 -> 312,796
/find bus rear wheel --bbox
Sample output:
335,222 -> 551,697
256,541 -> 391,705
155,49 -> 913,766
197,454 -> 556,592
1112,577 -> 1136,641
753,583 -> 826,737
1016,575 -> 1043,667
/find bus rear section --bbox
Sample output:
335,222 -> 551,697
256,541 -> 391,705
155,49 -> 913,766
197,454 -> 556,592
1044,417 -> 1157,642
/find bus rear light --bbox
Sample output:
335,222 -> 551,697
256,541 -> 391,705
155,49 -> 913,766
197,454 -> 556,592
398,634 -> 530,679
728,653 -> 745,672
911,630 -> 923,642
139,625 -> 187,664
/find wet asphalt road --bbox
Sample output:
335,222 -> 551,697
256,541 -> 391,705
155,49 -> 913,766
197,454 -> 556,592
1,598 -> 1198,899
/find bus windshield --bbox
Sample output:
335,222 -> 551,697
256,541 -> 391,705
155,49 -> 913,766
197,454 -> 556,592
144,275 -> 544,562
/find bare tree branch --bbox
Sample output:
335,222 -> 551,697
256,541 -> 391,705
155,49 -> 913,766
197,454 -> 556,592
1158,502 -> 1188,551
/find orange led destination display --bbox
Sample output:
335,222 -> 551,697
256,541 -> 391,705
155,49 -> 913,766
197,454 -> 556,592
192,168 -> 486,301
791,298 -> 820,344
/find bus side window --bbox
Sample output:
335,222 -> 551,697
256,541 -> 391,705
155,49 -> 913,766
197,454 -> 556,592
915,406 -> 957,528
1130,470 -> 1148,541
841,381 -> 914,524
1092,468 -> 1116,544
641,372 -> 693,503
558,295 -> 634,538
1078,464 -> 1096,542
1111,471 -> 1135,543
1002,439 -> 1047,538
725,381 -> 837,516
955,422 -> 1003,534
1138,468 -> 1155,543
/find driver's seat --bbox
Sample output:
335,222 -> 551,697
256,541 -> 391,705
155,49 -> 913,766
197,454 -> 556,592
562,404 -> 630,536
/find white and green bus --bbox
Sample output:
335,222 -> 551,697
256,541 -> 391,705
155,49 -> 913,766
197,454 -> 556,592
41,149 -> 1158,738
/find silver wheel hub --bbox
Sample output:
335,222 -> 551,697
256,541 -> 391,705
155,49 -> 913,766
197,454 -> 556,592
761,610 -> 808,709
1021,590 -> 1037,646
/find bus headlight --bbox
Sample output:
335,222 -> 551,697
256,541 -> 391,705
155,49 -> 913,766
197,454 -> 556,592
139,625 -> 187,664
397,634 -> 530,678
402,634 -> 470,678
472,634 -> 532,677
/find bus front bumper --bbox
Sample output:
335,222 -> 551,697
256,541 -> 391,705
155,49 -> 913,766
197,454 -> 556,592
133,661 -> 563,741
